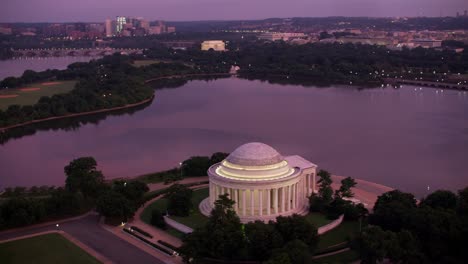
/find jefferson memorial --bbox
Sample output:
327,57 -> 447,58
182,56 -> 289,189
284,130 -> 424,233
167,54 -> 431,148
200,142 -> 317,223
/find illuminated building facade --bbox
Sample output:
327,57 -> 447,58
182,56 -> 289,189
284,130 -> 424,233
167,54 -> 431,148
201,40 -> 226,51
116,16 -> 127,33
200,142 -> 317,223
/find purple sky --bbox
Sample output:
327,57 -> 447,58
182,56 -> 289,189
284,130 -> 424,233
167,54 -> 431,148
2,0 -> 468,22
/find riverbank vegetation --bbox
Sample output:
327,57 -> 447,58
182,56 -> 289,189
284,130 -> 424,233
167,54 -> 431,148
136,152 -> 228,184
0,53 -> 228,129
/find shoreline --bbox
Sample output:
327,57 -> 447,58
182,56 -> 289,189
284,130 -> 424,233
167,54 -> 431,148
0,72 -> 234,132
0,95 -> 155,132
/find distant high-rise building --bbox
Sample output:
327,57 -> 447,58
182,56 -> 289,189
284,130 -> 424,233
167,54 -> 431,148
116,16 -> 126,33
167,26 -> 176,33
105,19 -> 113,37
465,10 -> 468,17
139,19 -> 150,34
456,12 -> 460,17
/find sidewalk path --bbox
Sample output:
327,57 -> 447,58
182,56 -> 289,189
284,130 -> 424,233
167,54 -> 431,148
0,214 -> 165,264
147,176 -> 208,192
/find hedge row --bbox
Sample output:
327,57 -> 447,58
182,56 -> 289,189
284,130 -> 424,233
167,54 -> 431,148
158,239 -> 180,252
123,228 -> 175,256
130,225 -> 153,238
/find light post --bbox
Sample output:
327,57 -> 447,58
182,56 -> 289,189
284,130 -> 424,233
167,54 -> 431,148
179,162 -> 184,179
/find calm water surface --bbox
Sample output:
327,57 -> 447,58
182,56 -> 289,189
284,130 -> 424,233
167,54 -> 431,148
1,77 -> 467,197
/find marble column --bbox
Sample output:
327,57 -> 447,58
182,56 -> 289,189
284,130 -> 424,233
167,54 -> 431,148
267,189 -> 271,215
281,187 -> 285,213
287,185 -> 291,211
259,190 -> 263,216
274,188 -> 278,214
242,189 -> 246,216
292,183 -> 296,209
250,190 -> 255,216
234,188 -> 239,211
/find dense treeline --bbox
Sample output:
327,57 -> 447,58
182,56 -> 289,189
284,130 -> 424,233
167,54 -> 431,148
0,157 -> 149,229
353,188 -> 468,263
143,41 -> 468,86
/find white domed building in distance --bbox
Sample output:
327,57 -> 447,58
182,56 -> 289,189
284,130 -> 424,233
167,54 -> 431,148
200,142 -> 317,223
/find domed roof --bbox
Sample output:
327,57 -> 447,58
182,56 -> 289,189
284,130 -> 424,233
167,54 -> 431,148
226,142 -> 284,166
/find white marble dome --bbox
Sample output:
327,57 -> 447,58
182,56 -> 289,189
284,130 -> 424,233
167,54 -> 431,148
216,143 -> 294,181
226,142 -> 284,166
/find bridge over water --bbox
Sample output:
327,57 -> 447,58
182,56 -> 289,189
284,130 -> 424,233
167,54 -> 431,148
12,48 -> 143,58
385,78 -> 468,90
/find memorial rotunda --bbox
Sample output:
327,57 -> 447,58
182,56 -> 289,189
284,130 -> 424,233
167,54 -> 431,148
200,142 -> 317,223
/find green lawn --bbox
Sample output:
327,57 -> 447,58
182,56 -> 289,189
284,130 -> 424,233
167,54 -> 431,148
305,212 -> 332,228
132,60 -> 163,67
136,169 -> 181,184
314,249 -> 359,264
141,188 -> 209,230
170,188 -> 209,229
0,81 -> 76,110
317,221 -> 362,250
0,233 -> 101,264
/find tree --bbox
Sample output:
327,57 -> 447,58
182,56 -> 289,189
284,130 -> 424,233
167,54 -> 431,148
180,194 -> 245,262
96,190 -> 135,223
164,184 -> 193,216
407,205 -> 462,262
181,156 -> 211,177
209,152 -> 229,165
113,180 -> 149,207
150,209 -> 167,229
265,251 -> 292,264
317,170 -> 333,201
421,190 -> 457,210
310,169 -> 334,212
458,187 -> 468,216
370,190 -> 417,231
283,239 -> 312,264
245,221 -> 283,260
335,177 -> 357,199
64,157 -> 105,198
274,214 -> 318,251
343,202 -> 369,221
354,226 -> 393,264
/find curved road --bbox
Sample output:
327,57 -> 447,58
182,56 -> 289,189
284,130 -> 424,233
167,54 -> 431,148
0,213 -> 164,264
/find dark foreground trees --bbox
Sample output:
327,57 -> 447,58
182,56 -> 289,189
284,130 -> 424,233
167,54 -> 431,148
0,156 -> 149,229
355,187 -> 468,263
179,194 -> 319,263
309,170 -> 367,220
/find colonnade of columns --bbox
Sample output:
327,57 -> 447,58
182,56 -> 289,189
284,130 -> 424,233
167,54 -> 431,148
209,172 -> 315,217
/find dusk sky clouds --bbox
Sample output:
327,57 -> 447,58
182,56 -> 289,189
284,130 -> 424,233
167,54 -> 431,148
2,0 -> 468,22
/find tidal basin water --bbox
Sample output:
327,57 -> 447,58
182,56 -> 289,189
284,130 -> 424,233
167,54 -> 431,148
1,77 -> 467,197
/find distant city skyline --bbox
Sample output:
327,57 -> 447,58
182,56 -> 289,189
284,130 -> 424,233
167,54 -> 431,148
2,0 -> 468,23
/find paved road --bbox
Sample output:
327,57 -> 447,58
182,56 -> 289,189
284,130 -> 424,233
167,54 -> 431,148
0,214 -> 164,264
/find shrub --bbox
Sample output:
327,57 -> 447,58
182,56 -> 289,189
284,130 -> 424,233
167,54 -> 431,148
151,209 -> 167,229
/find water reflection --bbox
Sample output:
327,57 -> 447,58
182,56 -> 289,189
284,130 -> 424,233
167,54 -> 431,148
0,77 -> 467,198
